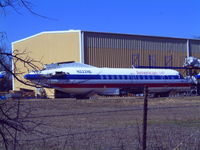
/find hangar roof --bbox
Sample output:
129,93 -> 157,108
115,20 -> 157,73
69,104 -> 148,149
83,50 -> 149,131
12,29 -> 200,44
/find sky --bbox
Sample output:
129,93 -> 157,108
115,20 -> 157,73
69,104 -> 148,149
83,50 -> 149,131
1,0 -> 200,49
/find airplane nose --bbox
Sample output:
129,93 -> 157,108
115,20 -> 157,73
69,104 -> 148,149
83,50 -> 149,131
24,74 -> 30,79
24,74 -> 37,80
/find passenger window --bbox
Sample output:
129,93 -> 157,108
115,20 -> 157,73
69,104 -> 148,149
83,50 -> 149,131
154,76 -> 158,79
124,75 -> 127,80
127,75 -> 130,80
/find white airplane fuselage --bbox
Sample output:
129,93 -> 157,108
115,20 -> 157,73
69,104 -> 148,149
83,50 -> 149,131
24,62 -> 195,97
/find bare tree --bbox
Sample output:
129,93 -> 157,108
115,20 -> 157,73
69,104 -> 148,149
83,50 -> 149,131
0,0 -> 45,87
0,34 -> 12,91
0,0 -> 48,18
0,48 -> 47,149
0,49 -> 43,87
0,1 -> 46,149
0,99 -> 43,150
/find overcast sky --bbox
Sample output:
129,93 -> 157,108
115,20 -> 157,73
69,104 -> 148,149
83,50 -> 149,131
1,0 -> 200,49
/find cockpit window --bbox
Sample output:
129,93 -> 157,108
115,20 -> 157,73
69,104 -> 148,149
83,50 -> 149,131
56,71 -> 64,74
55,71 -> 68,76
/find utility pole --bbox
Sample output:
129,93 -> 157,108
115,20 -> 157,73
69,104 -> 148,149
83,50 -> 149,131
142,86 -> 148,150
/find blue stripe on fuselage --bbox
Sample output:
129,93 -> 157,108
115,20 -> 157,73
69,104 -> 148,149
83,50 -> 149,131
0,75 -> 3,78
24,74 -> 182,80
195,75 -> 200,79
0,74 -> 4,79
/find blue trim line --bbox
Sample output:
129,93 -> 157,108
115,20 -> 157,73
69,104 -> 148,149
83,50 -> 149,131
195,75 -> 200,79
24,74 -> 182,80
0,75 -> 4,79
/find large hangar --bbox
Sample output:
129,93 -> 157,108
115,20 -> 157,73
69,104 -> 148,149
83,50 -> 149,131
83,32 -> 200,68
12,30 -> 200,97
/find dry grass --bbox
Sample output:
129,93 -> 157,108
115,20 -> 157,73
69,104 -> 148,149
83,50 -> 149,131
1,96 -> 200,150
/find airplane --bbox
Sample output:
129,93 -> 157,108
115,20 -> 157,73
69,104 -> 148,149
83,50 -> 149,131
0,71 -> 5,80
24,61 -> 198,98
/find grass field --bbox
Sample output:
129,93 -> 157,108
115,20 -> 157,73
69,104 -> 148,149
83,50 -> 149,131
1,96 -> 200,150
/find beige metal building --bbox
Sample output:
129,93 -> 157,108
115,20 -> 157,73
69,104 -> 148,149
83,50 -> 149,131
12,30 -> 200,97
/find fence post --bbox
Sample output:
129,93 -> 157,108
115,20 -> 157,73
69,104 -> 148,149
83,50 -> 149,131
143,86 -> 149,150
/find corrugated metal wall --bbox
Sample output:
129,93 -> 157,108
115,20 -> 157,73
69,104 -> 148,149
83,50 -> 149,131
83,32 -> 188,69
190,40 -> 200,59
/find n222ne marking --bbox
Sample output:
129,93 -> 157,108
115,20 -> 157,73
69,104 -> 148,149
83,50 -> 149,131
76,70 -> 92,73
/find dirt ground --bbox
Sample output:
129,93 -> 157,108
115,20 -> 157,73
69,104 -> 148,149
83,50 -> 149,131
1,96 -> 200,150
